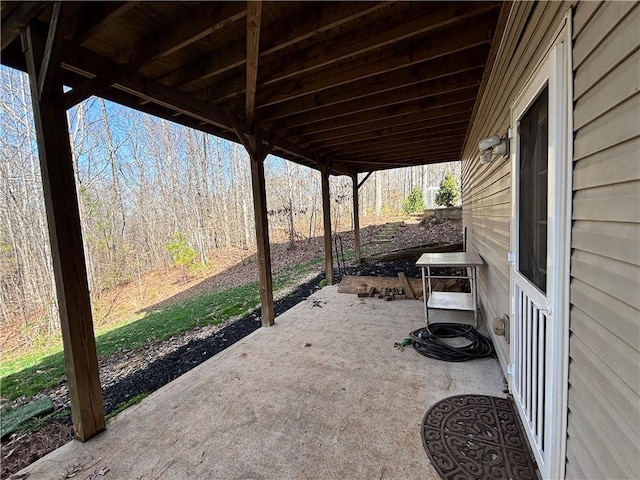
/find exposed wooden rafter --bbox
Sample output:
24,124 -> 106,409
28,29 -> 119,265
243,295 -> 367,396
70,2 -> 139,44
64,3 -> 247,108
255,2 -> 499,88
257,59 -> 487,128
205,9 -> 499,108
1,1 -> 48,50
118,3 -> 247,68
270,73 -> 480,135
285,90 -> 478,141
315,120 -> 470,154
55,39 -> 238,132
160,2 -> 388,90
1,1 -> 505,175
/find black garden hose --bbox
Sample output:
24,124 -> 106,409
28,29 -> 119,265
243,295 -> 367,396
409,323 -> 495,362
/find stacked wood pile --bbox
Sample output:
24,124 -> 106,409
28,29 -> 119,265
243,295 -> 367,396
431,278 -> 464,293
356,285 -> 408,301
348,272 -> 419,300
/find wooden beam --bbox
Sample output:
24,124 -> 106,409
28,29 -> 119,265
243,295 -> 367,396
321,163 -> 334,285
210,10 -> 498,107
298,108 -> 471,149
257,3 -> 500,87
63,64 -> 132,109
357,172 -> 373,190
161,2 -> 387,89
333,131 -> 468,154
334,155 -> 461,173
1,32 -> 326,175
322,125 -> 469,153
41,37 -> 327,174
36,2 -> 63,101
57,39 -> 242,132
90,85 -> 327,176
342,144 -> 463,164
250,137 -> 275,327
256,51 -> 488,125
318,131 -> 468,165
265,70 -> 480,130
332,137 -> 466,160
22,23 -> 105,442
350,144 -> 464,161
352,173 -> 361,264
290,96 -> 477,143
57,68 -> 247,145
64,3 -> 247,108
1,1 -> 48,50
246,1 -> 261,124
341,153 -> 463,168
227,112 -> 254,153
71,2 -> 139,44
118,3 -> 246,68
231,125 -> 275,327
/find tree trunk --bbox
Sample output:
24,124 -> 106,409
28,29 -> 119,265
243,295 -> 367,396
284,159 -> 296,249
375,171 -> 382,215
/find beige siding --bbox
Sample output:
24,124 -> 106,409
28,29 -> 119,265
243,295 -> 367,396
461,1 -> 569,370
567,2 -> 640,478
462,1 -> 640,478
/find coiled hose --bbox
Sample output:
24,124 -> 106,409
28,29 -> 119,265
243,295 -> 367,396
409,323 -> 495,362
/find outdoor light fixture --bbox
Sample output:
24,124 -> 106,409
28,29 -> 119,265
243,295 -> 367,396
478,134 -> 509,164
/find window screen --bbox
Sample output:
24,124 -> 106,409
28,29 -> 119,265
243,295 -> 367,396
518,86 -> 548,293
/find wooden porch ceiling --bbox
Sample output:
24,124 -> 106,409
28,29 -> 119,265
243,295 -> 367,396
1,1 -> 506,175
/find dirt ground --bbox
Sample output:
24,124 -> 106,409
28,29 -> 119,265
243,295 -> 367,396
1,217 -> 461,478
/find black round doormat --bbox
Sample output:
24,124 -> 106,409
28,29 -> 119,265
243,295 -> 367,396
421,395 -> 538,479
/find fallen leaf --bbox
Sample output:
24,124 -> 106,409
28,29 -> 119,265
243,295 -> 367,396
9,473 -> 29,479
65,464 -> 83,478
84,467 -> 110,480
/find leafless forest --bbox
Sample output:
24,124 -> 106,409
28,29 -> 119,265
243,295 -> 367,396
0,67 -> 459,349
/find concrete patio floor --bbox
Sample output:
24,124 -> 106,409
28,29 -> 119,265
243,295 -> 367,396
21,285 -> 506,480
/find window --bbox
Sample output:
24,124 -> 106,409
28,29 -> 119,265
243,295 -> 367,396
518,85 -> 548,293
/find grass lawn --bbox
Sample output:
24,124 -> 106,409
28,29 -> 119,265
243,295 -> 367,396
1,257 -> 324,403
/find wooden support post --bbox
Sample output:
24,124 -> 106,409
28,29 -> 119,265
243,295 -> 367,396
22,23 -> 104,441
321,164 -> 334,285
245,1 -> 261,125
248,134 -> 275,326
352,173 -> 361,264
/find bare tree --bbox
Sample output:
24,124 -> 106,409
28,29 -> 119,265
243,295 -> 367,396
1,64 -> 463,349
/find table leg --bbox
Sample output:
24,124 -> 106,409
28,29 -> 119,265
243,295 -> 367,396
421,266 -> 428,325
472,266 -> 478,328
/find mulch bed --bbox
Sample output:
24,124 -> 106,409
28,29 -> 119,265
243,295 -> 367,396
2,419 -> 73,479
102,273 -> 326,413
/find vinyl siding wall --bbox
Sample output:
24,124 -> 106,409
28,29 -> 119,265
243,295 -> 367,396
462,1 -> 640,478
461,0 -> 569,370
567,2 -> 640,478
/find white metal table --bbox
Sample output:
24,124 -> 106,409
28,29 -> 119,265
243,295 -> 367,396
416,251 -> 484,327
